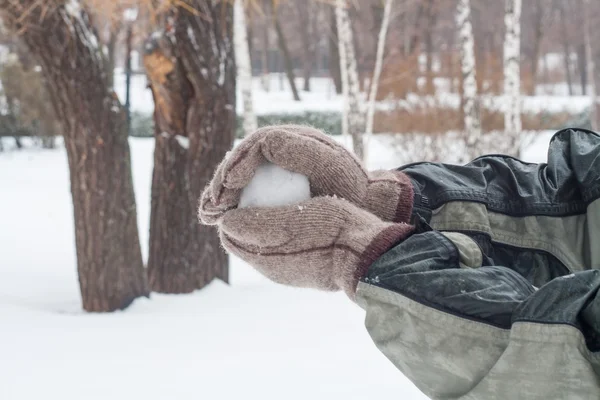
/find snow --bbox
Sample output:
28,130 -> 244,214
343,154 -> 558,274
0,66 -> 559,399
0,136 -> 442,400
65,0 -> 81,17
123,7 -> 139,22
239,162 -> 311,208
174,134 -> 189,149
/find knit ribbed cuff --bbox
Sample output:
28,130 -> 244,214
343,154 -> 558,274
345,222 -> 414,299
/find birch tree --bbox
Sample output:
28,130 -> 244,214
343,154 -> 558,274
583,0 -> 597,130
504,0 -> 522,141
365,0 -> 393,160
234,0 -> 257,135
335,0 -> 365,160
456,0 -> 480,152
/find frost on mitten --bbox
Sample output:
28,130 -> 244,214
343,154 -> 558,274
199,125 -> 414,225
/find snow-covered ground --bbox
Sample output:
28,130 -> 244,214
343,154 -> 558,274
0,130 -> 556,400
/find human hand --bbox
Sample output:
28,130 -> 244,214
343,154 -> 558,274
199,125 -> 413,225
217,196 -> 413,299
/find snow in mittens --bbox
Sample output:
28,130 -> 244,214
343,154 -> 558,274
239,162 -> 311,208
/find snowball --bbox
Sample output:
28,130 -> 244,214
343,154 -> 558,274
239,162 -> 311,208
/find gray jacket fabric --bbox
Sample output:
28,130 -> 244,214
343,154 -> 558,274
355,128 -> 600,399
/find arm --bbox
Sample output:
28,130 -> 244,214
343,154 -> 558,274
200,126 -> 600,399
357,229 -> 600,399
402,128 -> 600,219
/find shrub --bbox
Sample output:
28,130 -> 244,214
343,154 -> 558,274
129,111 -> 343,138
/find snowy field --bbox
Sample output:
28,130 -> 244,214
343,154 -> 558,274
0,129 -> 555,400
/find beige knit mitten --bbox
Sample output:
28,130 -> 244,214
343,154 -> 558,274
199,125 -> 413,226
219,196 -> 413,299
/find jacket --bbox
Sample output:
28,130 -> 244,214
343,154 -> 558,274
355,128 -> 600,399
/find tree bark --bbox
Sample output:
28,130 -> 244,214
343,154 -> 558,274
273,7 -> 300,101
456,0 -> 481,153
336,0 -> 365,160
234,0 -> 257,135
1,0 -> 148,312
328,8 -> 343,94
144,0 -> 235,293
124,22 -> 133,134
504,0 -> 522,144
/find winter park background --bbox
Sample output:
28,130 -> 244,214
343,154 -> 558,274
0,0 -> 598,399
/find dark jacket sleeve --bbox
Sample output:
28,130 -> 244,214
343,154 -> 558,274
355,128 -> 600,400
401,128 -> 600,218
356,228 -> 600,400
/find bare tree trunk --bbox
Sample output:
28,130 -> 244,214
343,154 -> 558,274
5,95 -> 23,149
400,7 -> 409,56
369,2 -> 384,75
349,8 -> 364,92
234,0 -> 257,135
246,7 -> 253,57
328,8 -> 343,94
583,0 -> 597,130
503,0 -> 522,153
1,0 -> 148,312
559,2 -> 574,96
336,0 -> 365,160
448,33 -> 458,93
260,0 -> 270,91
456,0 -> 481,152
273,6 -> 300,101
124,22 -> 133,134
528,0 -> 544,95
296,0 -> 315,92
408,2 -> 425,93
424,0 -> 438,95
144,0 -> 235,293
578,44 -> 587,96
408,2 -> 425,55
365,0 -> 393,143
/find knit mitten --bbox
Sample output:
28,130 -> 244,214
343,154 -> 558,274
218,196 -> 414,299
199,125 -> 413,225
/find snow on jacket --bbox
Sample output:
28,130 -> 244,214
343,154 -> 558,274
356,128 -> 600,400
